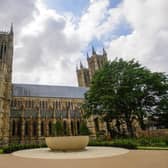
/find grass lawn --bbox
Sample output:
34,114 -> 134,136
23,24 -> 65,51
0,149 -> 3,154
0,146 -> 168,154
137,146 -> 168,150
0,137 -> 168,154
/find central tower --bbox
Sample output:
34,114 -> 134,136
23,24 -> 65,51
0,25 -> 13,145
76,47 -> 107,87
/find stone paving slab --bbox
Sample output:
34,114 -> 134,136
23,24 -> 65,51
0,149 -> 168,168
0,150 -> 168,168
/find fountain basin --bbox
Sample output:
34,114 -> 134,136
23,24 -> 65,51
45,136 -> 89,151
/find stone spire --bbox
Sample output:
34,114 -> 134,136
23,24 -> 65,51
92,46 -> 96,55
87,52 -> 89,60
103,48 -> 107,56
10,23 -> 13,35
80,61 -> 83,69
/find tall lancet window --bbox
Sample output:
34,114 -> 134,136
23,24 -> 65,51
0,45 -> 3,59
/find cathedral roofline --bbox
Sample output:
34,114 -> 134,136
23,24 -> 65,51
0,31 -> 9,35
12,83 -> 87,89
12,83 -> 88,99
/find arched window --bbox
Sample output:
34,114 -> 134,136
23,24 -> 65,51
4,45 -> 6,55
17,120 -> 21,137
71,121 -> 74,136
48,121 -> 52,136
25,121 -> 29,136
43,101 -> 45,109
63,121 -> 67,135
77,121 -> 80,135
0,45 -> 3,59
33,121 -> 37,137
12,120 -> 15,136
41,121 -> 44,136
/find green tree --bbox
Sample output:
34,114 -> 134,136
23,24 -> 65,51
84,58 -> 168,136
155,96 -> 168,128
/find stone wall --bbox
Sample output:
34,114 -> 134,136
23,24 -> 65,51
9,96 -> 87,144
137,129 -> 168,137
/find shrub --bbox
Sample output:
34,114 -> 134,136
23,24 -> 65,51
111,141 -> 137,149
89,137 -> 168,149
1,143 -> 47,153
137,136 -> 168,147
89,139 -> 138,149
79,121 -> 90,135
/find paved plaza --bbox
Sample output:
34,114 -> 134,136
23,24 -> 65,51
0,149 -> 168,168
12,147 -> 129,159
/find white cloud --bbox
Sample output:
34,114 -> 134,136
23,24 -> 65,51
107,0 -> 168,73
0,0 -> 37,34
12,0 -> 83,86
13,0 -> 118,86
77,0 -> 109,42
0,0 -> 167,87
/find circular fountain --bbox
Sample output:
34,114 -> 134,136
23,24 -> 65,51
45,136 -> 89,151
12,146 -> 129,159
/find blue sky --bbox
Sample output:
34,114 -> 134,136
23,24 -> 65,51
44,0 -> 90,16
87,19 -> 133,54
44,0 -> 123,16
44,0 -> 130,56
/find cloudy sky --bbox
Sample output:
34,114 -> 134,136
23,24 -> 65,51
0,0 -> 168,86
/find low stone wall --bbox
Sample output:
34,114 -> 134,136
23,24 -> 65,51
137,129 -> 168,137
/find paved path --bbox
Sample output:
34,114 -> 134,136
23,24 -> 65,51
0,150 -> 168,168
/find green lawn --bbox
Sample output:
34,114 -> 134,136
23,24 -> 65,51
0,149 -> 3,154
0,145 -> 168,154
0,137 -> 168,154
137,146 -> 168,150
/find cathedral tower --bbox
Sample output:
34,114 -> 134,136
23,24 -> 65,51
0,25 -> 13,145
77,47 -> 107,87
76,62 -> 90,87
87,47 -> 107,81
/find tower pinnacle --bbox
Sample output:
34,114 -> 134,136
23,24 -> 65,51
80,61 -> 83,69
87,52 -> 89,59
10,23 -> 13,35
92,46 -> 96,55
103,48 -> 107,56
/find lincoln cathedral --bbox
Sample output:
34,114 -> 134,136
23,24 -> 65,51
0,25 -> 108,146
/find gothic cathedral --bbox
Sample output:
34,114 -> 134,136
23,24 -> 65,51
0,25 -> 109,146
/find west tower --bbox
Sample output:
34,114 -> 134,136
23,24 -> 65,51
0,25 -> 13,145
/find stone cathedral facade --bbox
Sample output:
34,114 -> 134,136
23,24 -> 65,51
0,26 -> 108,146
0,25 -> 13,145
